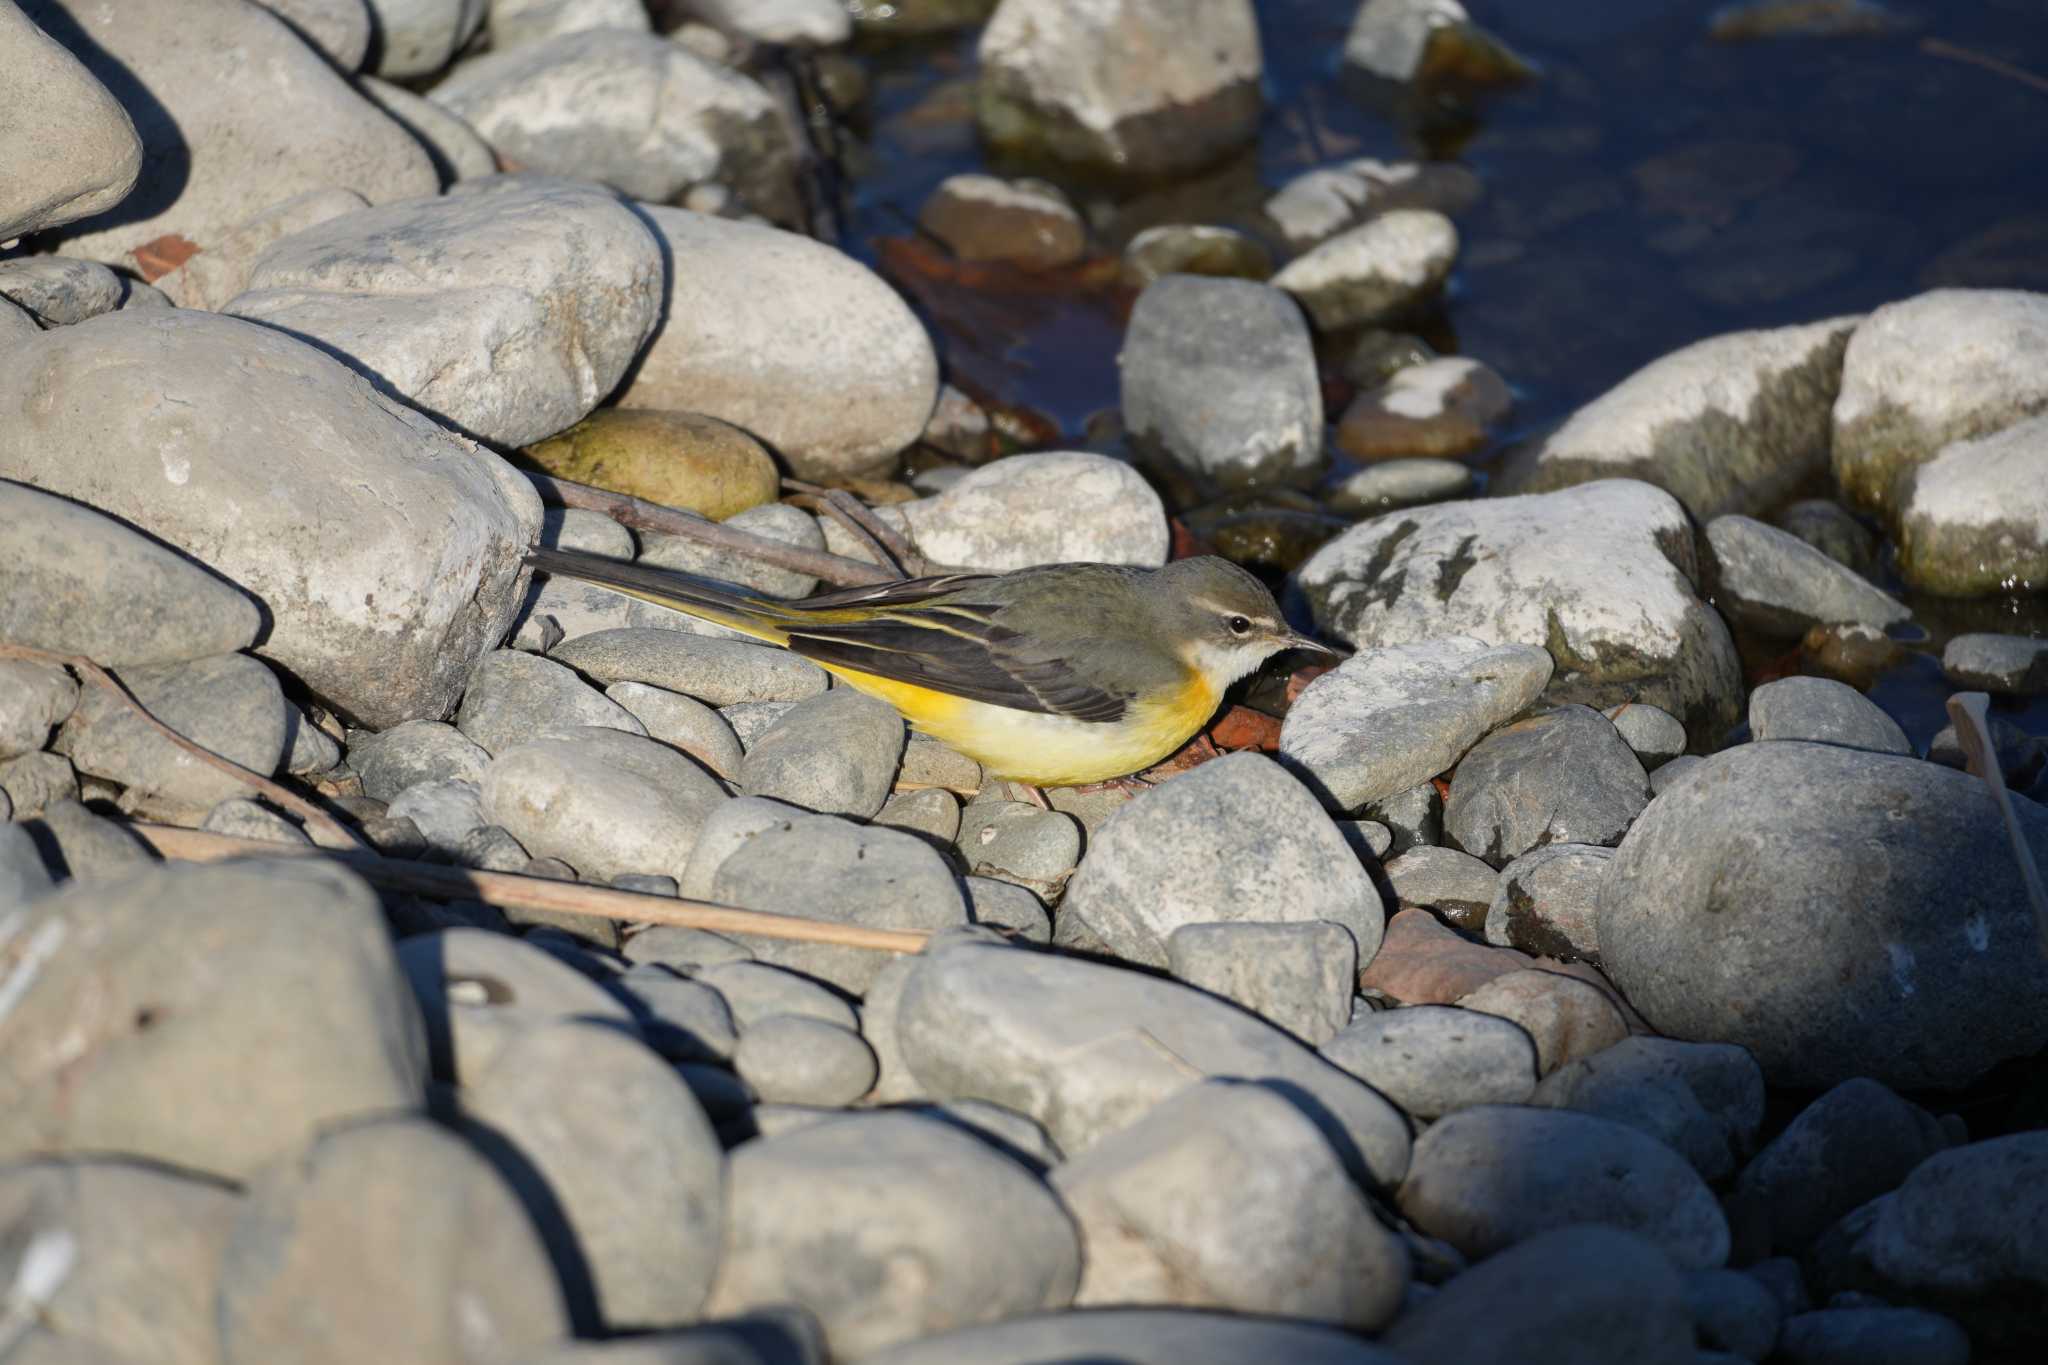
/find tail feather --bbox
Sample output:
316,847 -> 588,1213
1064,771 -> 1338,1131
523,545 -> 795,644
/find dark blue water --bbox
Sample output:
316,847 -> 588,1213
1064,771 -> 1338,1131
834,0 -> 2048,749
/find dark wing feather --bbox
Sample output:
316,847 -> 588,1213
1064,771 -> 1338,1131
784,603 -> 1131,723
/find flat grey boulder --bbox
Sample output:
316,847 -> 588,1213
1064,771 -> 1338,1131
1120,275 -> 1323,495
227,179 -> 662,446
614,206 -> 938,482
704,1112 -> 1080,1358
1748,675 -> 1910,754
0,1 -> 141,241
894,942 -> 1413,1187
0,859 -> 427,1180
0,479 -> 260,667
432,31 -> 795,217
1298,480 -> 1743,745
1705,514 -> 1910,635
1897,411 -> 2048,596
482,728 -> 725,885
0,311 -> 541,728
30,0 -> 436,261
1059,753 -> 1385,969
1397,1104 -> 1731,1270
1504,318 -> 1858,520
975,0 -> 1262,179
1598,742 -> 2048,1089
1279,636 -> 1552,811
1444,705 -> 1651,867
1052,1080 -> 1410,1327
1832,289 -> 2048,517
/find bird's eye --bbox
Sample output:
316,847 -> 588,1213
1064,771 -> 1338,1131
1227,615 -> 1252,636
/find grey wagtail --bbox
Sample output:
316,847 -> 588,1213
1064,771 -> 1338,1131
524,546 -> 1335,788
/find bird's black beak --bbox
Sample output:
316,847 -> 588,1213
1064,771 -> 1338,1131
1279,630 -> 1339,657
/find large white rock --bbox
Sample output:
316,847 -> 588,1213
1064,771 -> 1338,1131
227,179 -> 662,446
1298,479 -> 1743,743
976,0 -> 1263,177
895,451 -> 1169,570
0,311 -> 541,728
1897,412 -> 2048,597
0,0 -> 141,241
430,29 -> 796,217
151,188 -> 369,311
26,0 -> 438,261
364,0 -> 487,79
615,206 -> 939,480
1832,288 -> 2048,516
1505,317 -> 1859,520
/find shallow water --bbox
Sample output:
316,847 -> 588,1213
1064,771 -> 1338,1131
833,0 -> 2048,751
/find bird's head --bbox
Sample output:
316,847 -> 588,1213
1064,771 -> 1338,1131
1155,556 -> 1338,689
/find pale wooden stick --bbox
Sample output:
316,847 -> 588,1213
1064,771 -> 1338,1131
134,824 -> 932,954
524,471 -> 902,588
0,642 -> 364,850
1945,692 -> 2048,956
784,478 -> 928,578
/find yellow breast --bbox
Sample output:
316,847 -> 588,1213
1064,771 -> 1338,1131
817,664 -> 1220,787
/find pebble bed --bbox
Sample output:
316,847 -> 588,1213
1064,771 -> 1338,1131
3,2 -> 2048,1364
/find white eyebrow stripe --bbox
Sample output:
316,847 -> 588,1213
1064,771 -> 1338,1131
1188,595 -> 1281,626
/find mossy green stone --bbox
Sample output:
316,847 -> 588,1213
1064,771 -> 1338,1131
520,410 -> 780,520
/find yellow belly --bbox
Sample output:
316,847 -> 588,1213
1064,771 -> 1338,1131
818,664 -> 1219,787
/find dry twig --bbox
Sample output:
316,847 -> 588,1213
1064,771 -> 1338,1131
784,478 -> 929,578
1921,37 -> 2048,97
0,642 -> 364,850
1945,691 -> 2048,956
135,824 -> 934,954
523,470 -> 905,588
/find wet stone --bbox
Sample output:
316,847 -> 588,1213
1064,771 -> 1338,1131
1119,224 -> 1274,288
1335,357 -> 1512,462
917,174 -> 1085,269
1325,458 -> 1476,516
1942,632 -> 2048,694
1120,275 -> 1324,496
1774,498 -> 1878,574
1272,210 -> 1459,331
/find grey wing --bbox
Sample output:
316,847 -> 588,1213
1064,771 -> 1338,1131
782,602 -> 1132,723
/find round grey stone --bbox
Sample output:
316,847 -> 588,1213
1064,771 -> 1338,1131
1483,843 -> 1613,962
732,1014 -> 877,1107
1320,1005 -> 1538,1118
457,649 -> 647,757
1599,742 -> 2048,1089
349,720 -> 491,803
1397,1104 -> 1731,1270
1603,701 -> 1688,769
738,688 -> 905,819
1445,705 -> 1651,867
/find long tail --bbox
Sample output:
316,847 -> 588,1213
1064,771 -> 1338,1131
523,546 -> 799,645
